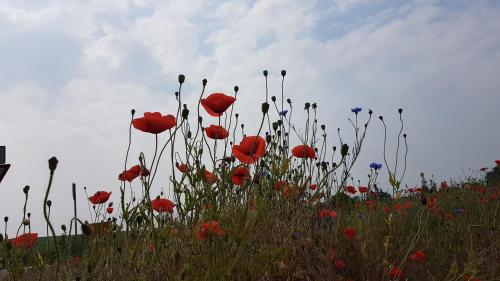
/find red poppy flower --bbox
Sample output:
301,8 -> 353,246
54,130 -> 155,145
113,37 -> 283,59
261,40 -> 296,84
410,250 -> 426,263
394,204 -> 402,212
389,267 -> 405,279
106,207 -> 113,214
335,260 -> 346,269
365,200 -> 377,210
383,206 -> 391,213
403,201 -> 413,210
495,160 -> 500,166
11,233 -> 38,249
310,184 -> 317,191
68,256 -> 81,265
196,220 -> 224,240
444,213 -> 453,221
147,243 -> 154,253
274,180 -> 288,191
440,181 -> 448,189
291,144 -> 316,159
231,166 -> 250,185
118,165 -> 148,182
132,112 -> 176,134
480,197 -> 489,205
358,186 -> 368,193
232,136 -> 266,164
476,186 -> 486,194
204,170 -> 218,184
151,197 -> 175,213
176,163 -> 191,173
465,275 -> 480,281
345,185 -> 356,195
319,209 -> 337,219
88,191 -> 111,205
415,187 -> 423,192
201,93 -> 236,117
408,188 -> 414,193
479,167 -> 488,172
343,227 -> 356,240
205,125 -> 229,140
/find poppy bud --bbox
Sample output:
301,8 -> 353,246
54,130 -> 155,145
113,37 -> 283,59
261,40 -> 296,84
312,103 -> 317,109
241,124 -> 244,129
332,146 -> 336,151
202,79 -> 207,86
47,200 -> 52,207
261,102 -> 270,114
175,92 -> 179,97
378,116 -> 383,121
271,96 -> 276,102
321,124 -> 326,130
281,70 -> 286,77
369,109 -> 373,115
263,70 -> 268,77
234,86 -> 239,92
22,219 -> 30,226
398,108 -> 403,114
272,122 -> 278,131
131,109 -> 135,116
48,156 -> 58,172
235,113 -> 239,118
304,102 -> 310,110
341,144 -> 349,157
23,185 -> 30,194
403,133 -> 407,138
321,162 -> 328,170
182,107 -> 189,120
178,74 -> 185,84
27,213 -> 31,218
287,98 -> 291,104
4,216 -> 8,222
61,224 -> 67,232
266,135 -> 272,144
187,131 -> 192,138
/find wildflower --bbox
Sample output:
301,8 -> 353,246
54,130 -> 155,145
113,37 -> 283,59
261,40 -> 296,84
383,206 -> 391,213
11,233 -> 38,249
118,165 -> 145,182
475,186 -> 486,194
394,204 -> 402,212
403,201 -> 413,210
291,144 -> 316,159
196,220 -> 224,240
147,244 -> 154,253
310,184 -> 317,191
495,160 -> 500,166
232,136 -> 266,164
231,166 -> 250,185
151,197 -> 175,213
335,260 -> 346,269
465,275 -> 480,281
203,170 -> 218,184
176,163 -> 191,173
274,180 -> 288,191
479,167 -> 488,172
343,227 -> 356,240
365,200 -> 377,210
106,207 -> 113,214
88,191 -> 111,205
480,197 -> 489,205
415,187 -> 423,192
345,185 -> 357,194
444,213 -> 453,221
358,186 -> 368,193
351,107 -> 362,114
453,208 -> 465,216
440,181 -> 448,189
319,209 -> 337,219
409,250 -> 426,263
132,112 -> 176,134
369,162 -> 382,170
205,125 -> 229,140
68,256 -> 81,265
201,93 -> 236,117
388,266 -> 405,279
279,110 -> 288,116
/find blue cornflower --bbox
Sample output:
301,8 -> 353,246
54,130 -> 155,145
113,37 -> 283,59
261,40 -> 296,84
370,162 -> 383,170
279,110 -> 288,116
453,208 -> 465,216
351,107 -> 362,114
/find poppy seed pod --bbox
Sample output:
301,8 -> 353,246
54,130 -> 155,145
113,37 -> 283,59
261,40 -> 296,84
263,70 -> 268,76
304,102 -> 310,110
234,85 -> 239,92
321,124 -> 326,130
22,219 -> 30,226
23,185 -> 30,194
321,162 -> 328,170
178,74 -> 185,84
271,96 -> 276,102
378,116 -> 383,121
369,109 -> 373,115
312,103 -> 317,109
198,116 -> 203,124
272,122 -> 279,131
266,135 -> 272,144
398,108 -> 403,114
131,109 -> 135,115
341,144 -> 349,157
261,102 -> 270,114
48,157 -> 58,172
61,224 -> 67,232
202,79 -> 207,86
182,107 -> 189,120
287,98 -> 291,104
27,213 -> 31,218
4,216 -> 8,222
281,70 -> 286,77
0,234 -> 3,242
175,92 -> 179,97
187,131 -> 192,138
235,113 -> 239,118
333,146 -> 336,151
403,133 -> 407,138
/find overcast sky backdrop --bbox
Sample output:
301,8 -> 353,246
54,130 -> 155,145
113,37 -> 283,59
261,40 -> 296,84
1,0 -> 499,236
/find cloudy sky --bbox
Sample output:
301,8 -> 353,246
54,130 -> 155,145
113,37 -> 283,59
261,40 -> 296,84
1,0 -> 499,236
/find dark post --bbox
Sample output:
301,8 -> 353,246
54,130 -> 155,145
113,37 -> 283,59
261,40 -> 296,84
72,182 -> 78,237
0,146 -> 11,185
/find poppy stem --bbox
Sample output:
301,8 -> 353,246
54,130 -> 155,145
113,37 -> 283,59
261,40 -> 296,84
43,167 -> 59,279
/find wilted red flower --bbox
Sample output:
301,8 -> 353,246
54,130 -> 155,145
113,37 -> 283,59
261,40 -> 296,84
335,260 -> 346,269
345,185 -> 356,195
11,233 -> 38,249
480,197 -> 489,205
389,266 -> 405,279
358,186 -> 368,193
475,186 -> 486,194
204,170 -> 218,184
383,206 -> 391,213
479,167 -> 488,172
343,227 -> 356,240
465,275 -> 480,281
201,93 -> 236,117
415,187 -> 423,192
118,164 -> 148,182
274,180 -> 288,191
440,181 -> 448,189
365,200 -> 377,210
444,213 -> 453,221
205,125 -> 229,140
147,243 -> 154,253
310,184 -> 317,191
106,207 -> 113,214
176,163 -> 191,173
319,209 -> 337,219
495,160 -> 500,166
232,136 -> 266,164
196,220 -> 224,240
394,204 -> 402,212
403,201 -> 413,210
88,191 -> 111,205
291,144 -> 316,159
410,250 -> 426,263
231,166 -> 250,185
151,197 -> 175,213
132,112 -> 176,134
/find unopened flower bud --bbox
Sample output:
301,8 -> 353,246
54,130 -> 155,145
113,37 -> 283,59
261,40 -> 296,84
202,79 -> 207,86
131,109 -> 135,116
341,144 -> 349,157
263,70 -> 268,77
4,216 -> 8,222
398,108 -> 403,114
266,135 -> 272,144
234,86 -> 239,92
321,124 -> 326,130
369,109 -> 373,115
178,74 -> 185,84
272,122 -> 279,131
312,103 -> 317,109
182,106 -> 189,120
261,102 -> 270,114
48,157 -> 58,172
281,70 -> 286,77
287,98 -> 291,104
23,185 -> 30,194
61,224 -> 66,232
304,102 -> 310,110
403,133 -> 407,138
271,96 -> 276,102
378,116 -> 383,121
22,219 -> 30,226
